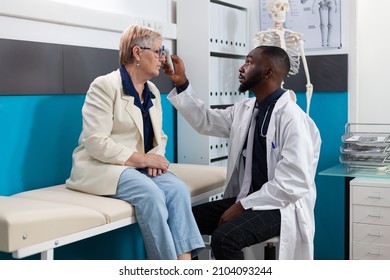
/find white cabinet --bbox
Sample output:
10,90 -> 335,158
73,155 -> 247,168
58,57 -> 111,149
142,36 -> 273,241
350,177 -> 390,259
176,0 -> 249,165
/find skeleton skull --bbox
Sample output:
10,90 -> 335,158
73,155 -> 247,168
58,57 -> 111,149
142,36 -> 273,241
267,0 -> 290,23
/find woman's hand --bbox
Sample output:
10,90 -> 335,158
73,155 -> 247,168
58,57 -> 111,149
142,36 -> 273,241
144,153 -> 170,172
125,152 -> 170,174
147,167 -> 166,177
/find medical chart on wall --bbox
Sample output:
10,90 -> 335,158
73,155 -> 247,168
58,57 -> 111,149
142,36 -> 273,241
259,0 -> 341,50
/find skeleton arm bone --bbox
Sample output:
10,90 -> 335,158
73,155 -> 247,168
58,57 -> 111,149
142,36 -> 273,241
298,39 -> 313,115
281,30 -> 313,115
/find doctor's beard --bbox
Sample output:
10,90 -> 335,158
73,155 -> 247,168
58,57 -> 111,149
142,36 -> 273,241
238,74 -> 263,93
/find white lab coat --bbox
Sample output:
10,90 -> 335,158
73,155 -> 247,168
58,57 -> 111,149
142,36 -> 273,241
168,85 -> 321,260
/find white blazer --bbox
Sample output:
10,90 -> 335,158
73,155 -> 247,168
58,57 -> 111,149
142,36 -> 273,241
168,85 -> 321,259
66,69 -> 167,195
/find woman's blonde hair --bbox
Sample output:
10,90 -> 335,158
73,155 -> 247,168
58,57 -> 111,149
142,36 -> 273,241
119,24 -> 162,66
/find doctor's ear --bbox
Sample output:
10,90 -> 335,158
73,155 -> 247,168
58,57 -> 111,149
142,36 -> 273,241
264,68 -> 274,79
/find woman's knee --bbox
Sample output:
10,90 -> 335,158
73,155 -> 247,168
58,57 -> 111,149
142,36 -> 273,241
172,181 -> 190,198
139,185 -> 166,205
134,188 -> 168,220
161,175 -> 190,200
118,176 -> 165,205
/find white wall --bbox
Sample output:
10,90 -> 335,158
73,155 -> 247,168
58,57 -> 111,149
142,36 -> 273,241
352,0 -> 390,123
0,0 -> 175,50
52,0 -> 172,22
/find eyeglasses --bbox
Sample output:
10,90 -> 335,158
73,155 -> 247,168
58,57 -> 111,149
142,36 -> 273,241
140,45 -> 165,58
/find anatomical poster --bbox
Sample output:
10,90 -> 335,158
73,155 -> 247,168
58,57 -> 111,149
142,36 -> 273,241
259,0 -> 342,50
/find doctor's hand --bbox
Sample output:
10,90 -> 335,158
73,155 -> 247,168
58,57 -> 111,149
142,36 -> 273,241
218,201 -> 245,226
163,55 -> 188,86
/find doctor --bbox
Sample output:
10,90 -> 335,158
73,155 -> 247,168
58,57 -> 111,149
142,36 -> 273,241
164,46 -> 321,259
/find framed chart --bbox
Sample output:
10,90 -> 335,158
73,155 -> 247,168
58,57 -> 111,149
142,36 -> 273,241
259,0 -> 342,50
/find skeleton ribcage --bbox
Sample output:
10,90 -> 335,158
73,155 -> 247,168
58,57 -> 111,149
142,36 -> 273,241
256,31 -> 301,76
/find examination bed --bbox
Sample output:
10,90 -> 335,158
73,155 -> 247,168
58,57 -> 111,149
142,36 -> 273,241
0,163 -> 226,260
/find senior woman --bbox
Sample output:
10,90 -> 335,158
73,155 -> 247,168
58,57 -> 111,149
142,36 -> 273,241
66,25 -> 204,260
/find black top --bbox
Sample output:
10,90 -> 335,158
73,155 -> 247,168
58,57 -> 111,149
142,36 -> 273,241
250,88 -> 285,193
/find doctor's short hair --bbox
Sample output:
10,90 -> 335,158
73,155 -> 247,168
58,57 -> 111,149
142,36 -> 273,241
256,45 -> 291,78
119,24 -> 163,66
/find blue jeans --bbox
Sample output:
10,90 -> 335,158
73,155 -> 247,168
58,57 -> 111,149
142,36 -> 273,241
112,168 -> 204,259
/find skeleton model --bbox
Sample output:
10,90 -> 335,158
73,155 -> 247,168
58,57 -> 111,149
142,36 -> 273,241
312,0 -> 338,47
254,0 -> 313,115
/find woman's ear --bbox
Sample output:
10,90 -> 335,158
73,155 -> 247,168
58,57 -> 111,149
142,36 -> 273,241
132,46 -> 142,61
